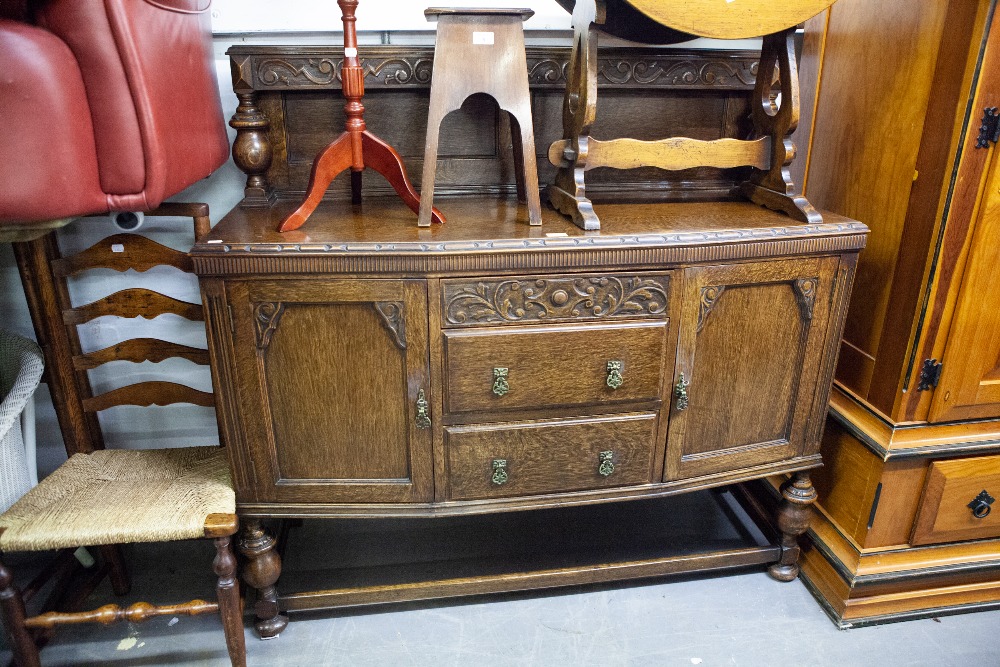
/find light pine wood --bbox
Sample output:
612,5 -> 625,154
911,455 -> 1000,546
624,0 -> 836,40
548,136 -> 771,172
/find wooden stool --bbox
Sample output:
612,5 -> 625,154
548,0 -> 837,230
419,8 -> 541,227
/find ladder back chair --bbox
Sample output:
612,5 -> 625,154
0,209 -> 246,667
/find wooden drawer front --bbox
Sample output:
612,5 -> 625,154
441,274 -> 671,328
445,413 -> 658,500
444,322 -> 667,415
911,455 -> 1000,546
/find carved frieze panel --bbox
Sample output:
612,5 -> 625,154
443,274 -> 670,327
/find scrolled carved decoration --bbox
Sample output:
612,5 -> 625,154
258,58 -> 338,86
696,286 -> 726,333
444,275 -> 669,326
793,278 -> 819,321
254,303 -> 286,350
374,302 -> 407,349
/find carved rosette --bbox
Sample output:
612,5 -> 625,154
444,275 -> 669,326
254,303 -> 285,350
374,302 -> 407,349
696,286 -> 726,333
793,278 -> 818,321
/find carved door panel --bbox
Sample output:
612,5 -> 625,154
929,151 -> 1000,422
228,279 -> 432,503
664,258 -> 840,481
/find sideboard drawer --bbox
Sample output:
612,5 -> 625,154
445,413 -> 658,500
911,454 -> 1000,546
443,321 -> 668,415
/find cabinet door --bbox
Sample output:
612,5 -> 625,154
228,279 -> 433,503
929,152 -> 1000,422
664,258 -> 840,481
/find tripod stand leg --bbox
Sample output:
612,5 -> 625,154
278,132 -> 353,232
362,132 -> 444,225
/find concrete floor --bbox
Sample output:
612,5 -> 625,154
3,494 -> 1000,666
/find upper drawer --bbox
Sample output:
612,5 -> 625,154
441,273 -> 671,328
444,321 -> 668,415
911,454 -> 1000,546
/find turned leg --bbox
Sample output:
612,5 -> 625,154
214,536 -> 247,666
0,556 -> 41,667
768,472 -> 817,582
238,520 -> 287,639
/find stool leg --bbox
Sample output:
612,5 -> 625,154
362,131 -> 444,224
507,111 -> 542,225
418,97 -> 456,227
0,556 -> 41,667
214,536 -> 247,667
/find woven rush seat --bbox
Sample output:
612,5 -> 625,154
0,447 -> 235,553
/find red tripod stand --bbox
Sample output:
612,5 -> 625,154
278,0 -> 444,232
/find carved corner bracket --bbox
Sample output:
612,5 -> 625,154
374,302 -> 407,349
696,286 -> 726,333
792,278 -> 818,321
254,303 -> 286,350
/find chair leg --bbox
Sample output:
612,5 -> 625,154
0,556 -> 41,667
214,536 -> 247,667
99,545 -> 131,596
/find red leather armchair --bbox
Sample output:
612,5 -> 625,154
0,0 -> 229,237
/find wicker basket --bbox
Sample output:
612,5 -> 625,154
0,329 -> 43,513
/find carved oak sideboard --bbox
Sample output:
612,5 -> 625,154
192,197 -> 866,636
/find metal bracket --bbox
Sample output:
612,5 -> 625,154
916,358 -> 942,392
976,107 -> 999,148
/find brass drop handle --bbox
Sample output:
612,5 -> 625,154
415,389 -> 431,429
968,490 -> 995,519
598,450 -> 615,477
493,367 -> 510,397
491,459 -> 509,485
674,373 -> 690,411
606,360 -> 624,390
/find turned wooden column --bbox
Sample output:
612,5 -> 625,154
0,556 -> 41,667
238,520 -> 287,638
214,536 -> 248,665
229,91 -> 274,206
768,471 -> 818,582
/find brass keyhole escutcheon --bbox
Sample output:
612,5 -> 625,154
598,450 -> 615,477
674,373 -> 690,411
492,459 -> 509,485
493,367 -> 509,397
606,360 -> 624,390
968,489 -> 995,519
415,389 -> 431,429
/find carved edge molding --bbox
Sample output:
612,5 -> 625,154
232,46 -> 759,91
696,286 -> 726,333
444,275 -> 669,326
793,278 -> 818,321
374,302 -> 407,349
254,302 -> 285,350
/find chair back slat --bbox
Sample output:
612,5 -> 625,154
51,234 -> 193,277
82,381 -> 214,413
73,339 -> 210,371
62,289 -> 204,325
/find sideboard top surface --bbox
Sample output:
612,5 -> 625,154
193,198 -> 867,275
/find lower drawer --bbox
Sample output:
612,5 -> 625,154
445,413 -> 658,500
911,454 -> 1000,546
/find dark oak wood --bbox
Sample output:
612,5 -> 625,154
214,536 -> 247,667
278,0 -> 442,232
73,338 -> 210,370
0,555 -> 40,667
51,233 -> 192,276
62,288 -> 203,325
238,520 -> 287,639
81,382 -> 215,412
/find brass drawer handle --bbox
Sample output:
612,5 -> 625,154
674,373 -> 690,411
606,360 -> 623,390
598,450 -> 615,477
493,367 -> 510,397
415,389 -> 431,429
968,490 -> 995,519
491,459 -> 509,485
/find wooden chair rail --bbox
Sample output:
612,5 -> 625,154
52,233 -> 193,277
23,599 -> 220,629
73,339 -> 211,370
62,289 -> 204,325
81,382 -> 216,412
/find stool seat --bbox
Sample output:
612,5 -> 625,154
0,447 -> 235,553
